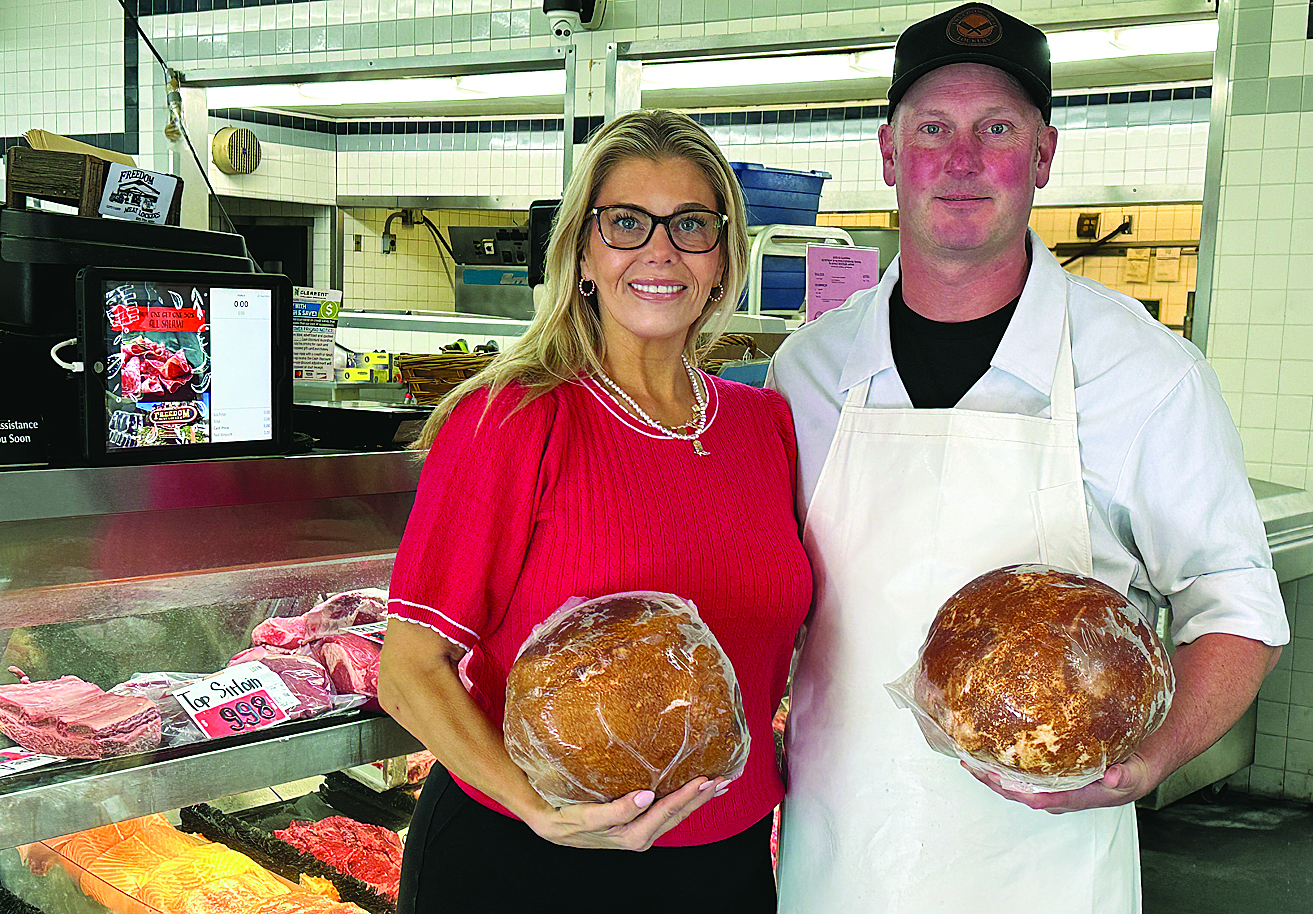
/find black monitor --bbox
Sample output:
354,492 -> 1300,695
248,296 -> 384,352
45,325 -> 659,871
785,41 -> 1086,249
528,199 -> 560,287
75,267 -> 292,464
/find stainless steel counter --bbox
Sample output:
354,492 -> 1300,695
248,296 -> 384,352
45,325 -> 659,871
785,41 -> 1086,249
0,451 -> 424,849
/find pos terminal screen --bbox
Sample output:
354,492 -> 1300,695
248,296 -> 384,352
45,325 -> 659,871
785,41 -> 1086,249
99,278 -> 274,450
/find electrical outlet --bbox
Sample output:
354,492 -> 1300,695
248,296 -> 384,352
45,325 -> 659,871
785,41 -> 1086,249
1076,213 -> 1100,239
1121,215 -> 1134,234
402,209 -> 423,225
353,234 -> 363,252
381,233 -> 396,254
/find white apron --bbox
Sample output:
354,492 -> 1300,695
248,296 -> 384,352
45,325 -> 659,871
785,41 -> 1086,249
777,315 -> 1140,914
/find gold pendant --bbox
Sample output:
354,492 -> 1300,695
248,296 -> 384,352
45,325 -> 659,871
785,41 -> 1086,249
693,438 -> 709,456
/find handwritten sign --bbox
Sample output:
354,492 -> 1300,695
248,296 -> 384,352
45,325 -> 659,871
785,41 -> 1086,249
173,662 -> 300,739
0,748 -> 63,778
98,164 -> 179,225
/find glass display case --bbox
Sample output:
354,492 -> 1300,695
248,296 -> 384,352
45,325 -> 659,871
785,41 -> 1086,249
0,452 -> 424,849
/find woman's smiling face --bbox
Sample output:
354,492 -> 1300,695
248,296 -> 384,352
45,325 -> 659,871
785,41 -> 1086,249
580,155 -> 725,359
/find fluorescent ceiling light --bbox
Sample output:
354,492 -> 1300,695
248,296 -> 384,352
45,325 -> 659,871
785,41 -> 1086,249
645,19 -> 1215,91
203,18 -> 1216,110
206,71 -> 565,109
1048,20 -> 1218,63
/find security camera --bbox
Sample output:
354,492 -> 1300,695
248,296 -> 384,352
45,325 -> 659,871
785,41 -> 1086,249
543,0 -> 605,41
549,10 -> 582,42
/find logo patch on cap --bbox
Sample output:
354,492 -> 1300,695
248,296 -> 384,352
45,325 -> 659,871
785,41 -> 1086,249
946,6 -> 1003,46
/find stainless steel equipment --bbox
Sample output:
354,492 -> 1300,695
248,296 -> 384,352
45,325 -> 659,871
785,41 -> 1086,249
448,225 -> 533,320
0,452 -> 423,847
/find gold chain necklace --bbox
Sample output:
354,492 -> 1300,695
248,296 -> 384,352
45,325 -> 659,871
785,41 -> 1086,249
594,355 -> 710,456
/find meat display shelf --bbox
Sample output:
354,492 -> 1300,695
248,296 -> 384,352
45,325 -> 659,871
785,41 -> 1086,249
0,451 -> 422,851
0,713 -> 422,849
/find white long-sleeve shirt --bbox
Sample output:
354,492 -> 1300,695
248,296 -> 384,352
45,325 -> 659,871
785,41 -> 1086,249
768,230 -> 1289,648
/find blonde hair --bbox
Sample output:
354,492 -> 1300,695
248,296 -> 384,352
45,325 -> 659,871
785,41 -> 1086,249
412,109 -> 749,451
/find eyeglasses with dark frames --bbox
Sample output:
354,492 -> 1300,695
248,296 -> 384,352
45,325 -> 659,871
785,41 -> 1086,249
589,205 -> 728,254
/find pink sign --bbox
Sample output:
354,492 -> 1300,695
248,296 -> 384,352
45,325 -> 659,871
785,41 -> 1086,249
806,244 -> 882,322
189,688 -> 288,737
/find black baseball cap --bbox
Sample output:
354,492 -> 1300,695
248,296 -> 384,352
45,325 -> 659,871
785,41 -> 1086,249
887,2 -> 1052,123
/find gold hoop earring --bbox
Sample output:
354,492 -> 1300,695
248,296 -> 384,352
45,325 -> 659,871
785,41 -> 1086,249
708,285 -> 725,303
579,277 -> 597,297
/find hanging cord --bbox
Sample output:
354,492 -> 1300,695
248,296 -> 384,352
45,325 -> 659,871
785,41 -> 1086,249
1059,218 -> 1134,267
49,338 -> 84,373
420,215 -> 456,286
113,0 -> 260,271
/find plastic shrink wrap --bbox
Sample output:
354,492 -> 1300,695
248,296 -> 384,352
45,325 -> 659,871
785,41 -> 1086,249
503,591 -> 749,806
886,564 -> 1175,792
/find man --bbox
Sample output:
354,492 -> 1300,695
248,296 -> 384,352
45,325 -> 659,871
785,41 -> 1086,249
769,4 -> 1289,912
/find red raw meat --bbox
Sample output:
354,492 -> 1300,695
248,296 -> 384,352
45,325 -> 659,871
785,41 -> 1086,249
313,634 -> 379,698
226,649 -> 336,720
250,617 -> 309,650
252,590 -> 386,650
273,817 -> 402,901
0,672 -> 161,758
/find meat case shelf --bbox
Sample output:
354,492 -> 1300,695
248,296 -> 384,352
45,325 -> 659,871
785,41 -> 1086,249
0,452 -> 424,849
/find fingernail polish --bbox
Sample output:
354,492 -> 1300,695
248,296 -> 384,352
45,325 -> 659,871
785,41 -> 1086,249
634,790 -> 655,808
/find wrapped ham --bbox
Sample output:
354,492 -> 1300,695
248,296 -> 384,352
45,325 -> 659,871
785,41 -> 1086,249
503,591 -> 749,806
887,564 -> 1175,791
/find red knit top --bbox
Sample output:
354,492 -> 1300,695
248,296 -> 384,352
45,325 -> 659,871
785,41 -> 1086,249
387,371 -> 812,847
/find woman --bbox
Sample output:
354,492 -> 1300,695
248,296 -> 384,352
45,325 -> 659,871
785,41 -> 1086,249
378,109 -> 811,912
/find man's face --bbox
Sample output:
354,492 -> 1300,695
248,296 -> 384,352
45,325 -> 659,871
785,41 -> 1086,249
879,63 -> 1058,265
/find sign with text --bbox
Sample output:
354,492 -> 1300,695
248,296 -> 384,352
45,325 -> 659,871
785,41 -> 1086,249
806,245 -> 882,322
0,415 -> 47,465
344,620 -> 387,646
173,662 -> 299,739
98,165 -> 178,225
0,749 -> 63,778
292,287 -> 342,382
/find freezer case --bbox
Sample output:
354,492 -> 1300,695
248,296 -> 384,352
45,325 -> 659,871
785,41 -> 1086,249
0,452 -> 425,850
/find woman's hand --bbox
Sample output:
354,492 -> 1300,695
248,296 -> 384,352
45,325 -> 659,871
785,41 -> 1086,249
525,776 -> 734,851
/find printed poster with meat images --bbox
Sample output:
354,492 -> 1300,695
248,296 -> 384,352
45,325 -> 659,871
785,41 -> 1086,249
103,281 -> 211,449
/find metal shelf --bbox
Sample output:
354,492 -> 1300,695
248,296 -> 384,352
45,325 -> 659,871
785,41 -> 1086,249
0,713 -> 422,849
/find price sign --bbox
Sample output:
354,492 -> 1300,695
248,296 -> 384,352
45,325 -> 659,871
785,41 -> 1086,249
173,662 -> 300,739
0,749 -> 63,778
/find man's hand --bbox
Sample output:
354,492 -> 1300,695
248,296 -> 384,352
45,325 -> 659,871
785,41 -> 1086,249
964,632 -> 1280,814
963,755 -> 1157,814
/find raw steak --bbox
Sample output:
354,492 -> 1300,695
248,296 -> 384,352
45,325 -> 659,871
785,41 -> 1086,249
312,634 -> 380,698
251,590 -> 386,650
0,672 -> 161,758
274,817 -> 402,901
250,616 -> 308,650
226,650 -> 336,719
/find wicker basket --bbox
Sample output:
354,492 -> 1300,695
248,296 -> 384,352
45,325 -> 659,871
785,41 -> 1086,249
700,333 -> 765,376
396,353 -> 493,405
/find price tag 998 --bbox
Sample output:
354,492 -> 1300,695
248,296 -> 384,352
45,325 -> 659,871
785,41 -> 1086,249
191,689 -> 287,737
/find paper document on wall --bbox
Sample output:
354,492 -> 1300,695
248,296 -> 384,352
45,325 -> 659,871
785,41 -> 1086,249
292,287 -> 343,381
806,245 -> 881,322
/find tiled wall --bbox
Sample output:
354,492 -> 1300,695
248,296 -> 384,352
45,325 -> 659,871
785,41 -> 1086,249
342,206 -> 524,311
1031,204 -> 1202,331
1203,0 -> 1313,803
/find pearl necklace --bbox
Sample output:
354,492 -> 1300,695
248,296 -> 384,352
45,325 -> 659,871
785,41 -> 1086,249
594,355 -> 710,456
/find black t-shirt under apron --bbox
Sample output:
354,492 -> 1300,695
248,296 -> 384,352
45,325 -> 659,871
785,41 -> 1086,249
888,281 -> 1019,409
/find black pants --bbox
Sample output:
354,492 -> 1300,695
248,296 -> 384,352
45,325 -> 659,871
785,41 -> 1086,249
398,765 -> 777,913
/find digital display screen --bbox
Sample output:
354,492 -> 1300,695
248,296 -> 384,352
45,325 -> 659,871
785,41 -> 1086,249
100,279 -> 274,450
